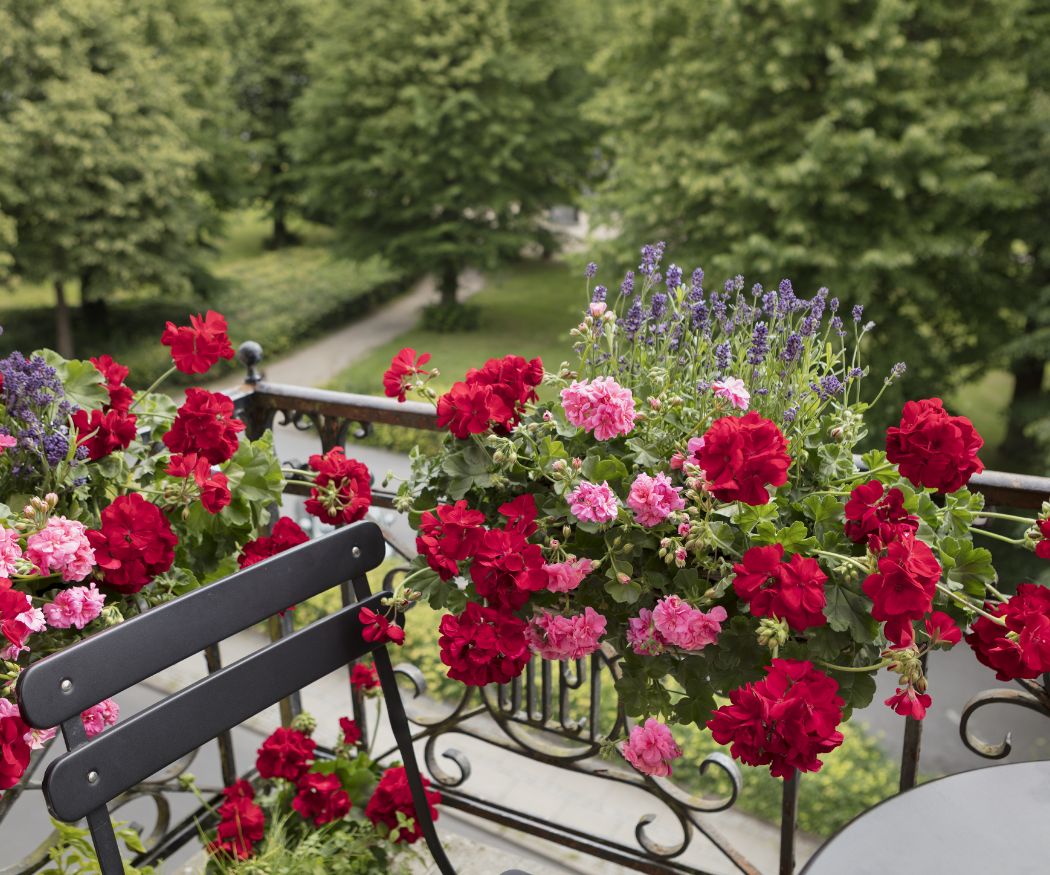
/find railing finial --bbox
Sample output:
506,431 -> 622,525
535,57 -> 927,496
237,340 -> 263,386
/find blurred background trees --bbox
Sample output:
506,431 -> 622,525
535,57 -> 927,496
0,0 -> 1046,468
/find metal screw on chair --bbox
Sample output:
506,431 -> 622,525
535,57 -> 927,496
86,771 -> 99,784
60,678 -> 73,693
352,547 -> 361,558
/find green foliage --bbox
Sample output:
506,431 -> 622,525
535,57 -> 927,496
40,818 -> 154,874
294,0 -> 596,299
587,0 -> 1035,424
420,302 -> 482,333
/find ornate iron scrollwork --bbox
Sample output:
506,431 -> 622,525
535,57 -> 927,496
959,674 -> 1050,759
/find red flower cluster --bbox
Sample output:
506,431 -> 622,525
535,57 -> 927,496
163,389 -> 245,465
350,662 -> 380,690
364,766 -> 441,844
167,453 -> 231,514
885,685 -> 932,720
383,347 -> 431,402
238,517 -> 310,569
292,772 -> 351,826
0,709 -> 31,790
469,496 -> 546,612
924,611 -> 962,648
436,355 -> 542,439
303,448 -> 372,525
697,412 -> 791,505
732,545 -> 827,631
0,579 -> 39,658
416,501 -> 485,580
359,606 -> 405,645
1035,518 -> 1050,560
88,494 -> 177,594
438,602 -> 530,686
339,717 -> 362,747
844,480 -> 918,551
862,536 -> 941,646
707,659 -> 845,778
161,311 -> 235,375
255,727 -> 316,781
886,398 -> 984,493
72,355 -> 137,461
965,583 -> 1050,681
208,780 -> 265,859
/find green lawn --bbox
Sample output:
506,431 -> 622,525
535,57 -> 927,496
0,210 -> 406,385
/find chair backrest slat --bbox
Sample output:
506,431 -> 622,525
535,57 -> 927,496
40,592 -> 390,823
17,521 -> 385,728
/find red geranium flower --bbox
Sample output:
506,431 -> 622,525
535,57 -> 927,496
90,355 -> 134,412
255,727 -> 315,781
339,717 -> 362,746
239,517 -> 310,569
303,448 -> 372,525
966,583 -> 1050,680
364,766 -> 441,844
292,772 -> 351,826
161,310 -> 235,375
844,480 -> 919,551
732,545 -> 827,631
359,606 -> 405,645
0,579 -> 40,659
87,494 -> 177,594
350,662 -> 380,690
208,782 -> 265,859
435,355 -> 542,439
924,611 -> 961,648
886,398 -> 984,493
499,493 -> 539,536
707,658 -> 845,778
697,412 -> 791,505
861,536 -> 941,640
383,347 -> 431,402
415,501 -> 486,581
72,408 -> 138,461
885,685 -> 932,720
0,710 -> 32,790
167,453 -> 231,514
469,527 -> 547,612
163,389 -> 245,465
1034,518 -> 1050,560
438,602 -> 530,686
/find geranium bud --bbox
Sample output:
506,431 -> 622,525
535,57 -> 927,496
572,457 -> 582,469
617,573 -> 631,585
291,712 -> 317,736
549,538 -> 560,548
648,396 -> 662,410
562,525 -> 571,540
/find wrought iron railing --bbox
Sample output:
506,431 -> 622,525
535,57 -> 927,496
5,342 -> 1050,874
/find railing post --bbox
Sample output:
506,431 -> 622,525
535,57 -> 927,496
899,653 -> 928,791
780,770 -> 800,875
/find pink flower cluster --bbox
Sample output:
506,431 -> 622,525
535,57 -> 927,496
0,527 -> 22,576
527,608 -> 607,660
567,480 -> 619,524
560,378 -> 637,441
544,557 -> 593,593
627,472 -> 685,526
621,718 -> 682,777
43,584 -> 106,630
712,377 -> 750,410
82,699 -> 120,738
25,517 -> 95,582
627,597 -> 727,654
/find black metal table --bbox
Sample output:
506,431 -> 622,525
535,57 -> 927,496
802,760 -> 1050,875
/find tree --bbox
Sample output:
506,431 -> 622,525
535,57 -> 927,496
227,0 -> 316,249
588,0 -> 1031,430
295,0 -> 597,304
0,0 -> 206,357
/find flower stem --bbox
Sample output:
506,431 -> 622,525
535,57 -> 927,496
934,582 -> 1006,626
817,658 -> 892,673
129,366 -> 177,411
813,549 -> 869,572
969,527 -> 1024,546
976,511 -> 1036,526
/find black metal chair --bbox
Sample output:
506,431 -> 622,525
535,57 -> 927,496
15,521 -> 494,875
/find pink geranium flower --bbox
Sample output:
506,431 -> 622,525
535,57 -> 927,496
81,699 -> 120,738
527,608 -> 607,660
0,527 -> 22,577
670,437 -> 705,470
567,481 -> 620,524
652,596 -> 727,651
43,584 -> 106,630
621,718 -> 683,777
25,517 -> 95,582
627,472 -> 685,526
0,434 -> 16,453
627,608 -> 665,656
560,378 -> 637,441
543,557 -> 593,593
712,377 -> 750,410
